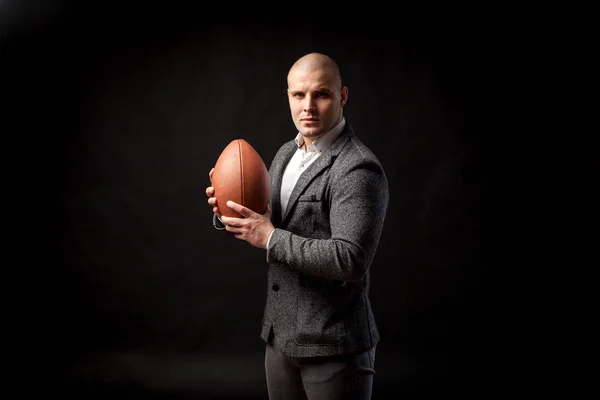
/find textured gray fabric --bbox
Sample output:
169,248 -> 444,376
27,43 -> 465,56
261,123 -> 389,358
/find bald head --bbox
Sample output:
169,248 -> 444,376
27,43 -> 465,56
287,53 -> 343,89
286,52 -> 348,145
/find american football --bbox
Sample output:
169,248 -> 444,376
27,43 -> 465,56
211,139 -> 270,218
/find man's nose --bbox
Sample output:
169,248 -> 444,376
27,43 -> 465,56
303,97 -> 316,112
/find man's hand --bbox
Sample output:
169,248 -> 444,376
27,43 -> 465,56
220,201 -> 274,249
206,168 -> 222,219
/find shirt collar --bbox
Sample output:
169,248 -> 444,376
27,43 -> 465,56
294,118 -> 346,152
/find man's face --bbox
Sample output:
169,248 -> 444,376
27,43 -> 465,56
287,67 -> 347,144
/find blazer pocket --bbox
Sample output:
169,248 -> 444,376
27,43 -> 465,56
295,194 -> 321,234
296,194 -> 329,238
298,194 -> 320,202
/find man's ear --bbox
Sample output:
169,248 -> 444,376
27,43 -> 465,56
340,86 -> 349,106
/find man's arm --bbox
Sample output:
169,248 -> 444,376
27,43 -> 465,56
267,160 -> 389,282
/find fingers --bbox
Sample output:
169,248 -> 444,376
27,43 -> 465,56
206,185 -> 219,214
220,213 -> 244,226
206,188 -> 216,205
207,168 -> 220,215
220,216 -> 237,232
207,197 -> 220,216
223,219 -> 237,228
226,200 -> 254,218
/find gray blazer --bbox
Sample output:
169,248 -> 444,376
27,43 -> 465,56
261,123 -> 389,358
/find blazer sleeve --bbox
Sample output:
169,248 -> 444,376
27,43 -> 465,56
267,158 -> 389,282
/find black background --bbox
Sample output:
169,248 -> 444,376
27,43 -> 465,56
3,2 -> 484,398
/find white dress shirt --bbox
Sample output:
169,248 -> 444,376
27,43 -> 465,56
266,118 -> 345,249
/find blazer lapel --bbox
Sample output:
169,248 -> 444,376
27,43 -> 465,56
281,129 -> 353,223
270,142 -> 297,226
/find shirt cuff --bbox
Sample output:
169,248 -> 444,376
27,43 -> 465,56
266,228 -> 275,249
266,228 -> 276,262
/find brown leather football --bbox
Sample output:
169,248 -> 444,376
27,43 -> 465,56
211,139 -> 270,218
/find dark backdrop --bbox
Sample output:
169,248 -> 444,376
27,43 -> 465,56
4,2 -> 483,398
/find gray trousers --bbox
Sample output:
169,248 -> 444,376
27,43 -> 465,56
264,341 -> 376,400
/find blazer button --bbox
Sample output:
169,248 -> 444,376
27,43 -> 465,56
272,283 -> 279,292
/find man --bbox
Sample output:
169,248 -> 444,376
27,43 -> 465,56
206,52 -> 389,399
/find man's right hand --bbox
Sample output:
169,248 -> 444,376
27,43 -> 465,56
206,168 -> 222,219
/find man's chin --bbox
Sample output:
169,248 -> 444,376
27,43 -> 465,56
300,129 -> 323,138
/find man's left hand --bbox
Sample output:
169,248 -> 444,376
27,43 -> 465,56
220,201 -> 274,249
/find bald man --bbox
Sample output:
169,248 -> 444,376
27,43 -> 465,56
207,52 -> 389,399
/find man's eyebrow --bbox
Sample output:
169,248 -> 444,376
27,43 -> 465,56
289,87 -> 333,94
